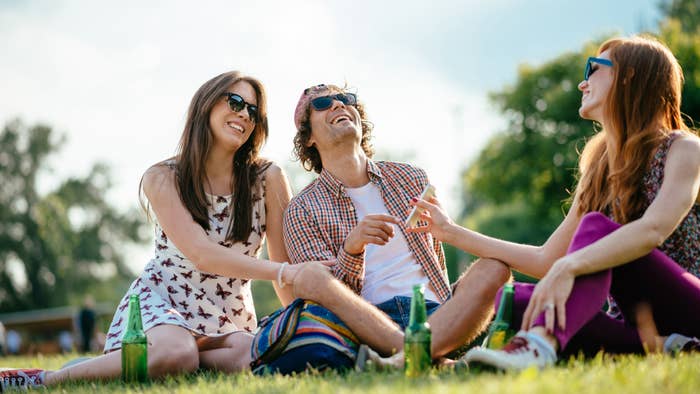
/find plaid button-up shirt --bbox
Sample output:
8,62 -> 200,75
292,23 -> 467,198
283,160 -> 451,303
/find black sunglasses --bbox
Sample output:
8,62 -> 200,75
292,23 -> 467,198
222,92 -> 258,121
310,93 -> 357,111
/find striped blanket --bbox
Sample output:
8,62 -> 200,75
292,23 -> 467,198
250,299 -> 360,373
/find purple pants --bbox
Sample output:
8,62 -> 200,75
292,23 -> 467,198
497,212 -> 700,355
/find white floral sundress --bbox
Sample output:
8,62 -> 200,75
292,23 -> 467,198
104,178 -> 266,352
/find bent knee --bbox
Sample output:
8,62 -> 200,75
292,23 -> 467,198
472,258 -> 511,286
456,258 -> 511,297
148,337 -> 199,375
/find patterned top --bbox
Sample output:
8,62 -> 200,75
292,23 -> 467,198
640,132 -> 699,276
104,172 -> 267,352
283,160 -> 451,302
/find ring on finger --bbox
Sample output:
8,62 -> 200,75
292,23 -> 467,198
544,302 -> 555,311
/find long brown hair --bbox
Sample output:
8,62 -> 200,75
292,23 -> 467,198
143,71 -> 270,242
576,36 -> 689,223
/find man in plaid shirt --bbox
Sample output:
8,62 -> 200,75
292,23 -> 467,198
284,84 -> 510,360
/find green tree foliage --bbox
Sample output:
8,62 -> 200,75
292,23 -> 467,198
0,119 -> 145,313
459,0 -> 699,258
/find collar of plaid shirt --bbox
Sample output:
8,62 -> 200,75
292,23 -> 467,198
317,159 -> 384,198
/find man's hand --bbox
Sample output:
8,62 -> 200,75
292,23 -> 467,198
343,214 -> 401,255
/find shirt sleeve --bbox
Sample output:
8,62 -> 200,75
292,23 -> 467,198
283,200 -> 365,294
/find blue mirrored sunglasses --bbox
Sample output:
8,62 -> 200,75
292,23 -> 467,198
584,57 -> 613,81
310,93 -> 357,111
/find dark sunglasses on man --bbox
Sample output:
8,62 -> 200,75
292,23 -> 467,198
310,93 -> 357,111
223,92 -> 258,122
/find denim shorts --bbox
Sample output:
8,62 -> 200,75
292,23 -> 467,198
374,296 -> 441,330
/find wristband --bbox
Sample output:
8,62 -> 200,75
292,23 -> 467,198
277,262 -> 289,288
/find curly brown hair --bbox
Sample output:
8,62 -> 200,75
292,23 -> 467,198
292,85 -> 374,173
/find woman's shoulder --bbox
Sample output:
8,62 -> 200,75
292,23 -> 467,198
668,131 -> 700,161
142,160 -> 178,198
258,159 -> 287,183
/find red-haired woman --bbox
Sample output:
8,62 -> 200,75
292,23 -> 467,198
408,35 -> 700,370
0,71 -> 329,389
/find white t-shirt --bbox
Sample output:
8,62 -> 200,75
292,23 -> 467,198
345,182 -> 439,304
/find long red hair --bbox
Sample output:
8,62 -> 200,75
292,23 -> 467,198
576,36 -> 690,223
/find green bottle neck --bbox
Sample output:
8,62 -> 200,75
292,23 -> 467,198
409,286 -> 427,325
494,284 -> 514,325
126,296 -> 144,333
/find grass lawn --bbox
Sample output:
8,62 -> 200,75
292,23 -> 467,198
2,352 -> 699,393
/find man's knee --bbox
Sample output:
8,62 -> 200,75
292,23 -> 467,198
454,258 -> 511,298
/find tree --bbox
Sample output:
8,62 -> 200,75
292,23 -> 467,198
0,119 -> 146,313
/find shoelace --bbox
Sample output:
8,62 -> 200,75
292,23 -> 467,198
501,336 -> 531,354
1,370 -> 40,389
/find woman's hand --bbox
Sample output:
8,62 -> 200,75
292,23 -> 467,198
521,257 -> 576,333
405,196 -> 454,241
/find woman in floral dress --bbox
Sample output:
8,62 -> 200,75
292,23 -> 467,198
1,71 -> 329,389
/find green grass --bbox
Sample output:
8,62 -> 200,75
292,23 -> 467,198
3,352 -> 700,393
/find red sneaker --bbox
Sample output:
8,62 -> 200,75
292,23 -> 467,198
0,368 -> 46,391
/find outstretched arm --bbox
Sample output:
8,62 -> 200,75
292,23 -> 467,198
143,165 -> 304,284
261,164 -> 295,306
407,195 -> 581,279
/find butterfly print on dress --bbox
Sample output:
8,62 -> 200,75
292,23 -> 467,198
149,273 -> 163,285
215,283 -> 232,300
212,207 -> 229,222
179,300 -> 190,310
161,259 -> 175,267
232,307 -> 243,316
112,317 -> 123,327
182,270 -> 193,279
200,273 -> 218,282
156,243 -> 168,250
107,330 -> 122,340
196,324 -> 206,332
182,311 -> 194,320
197,306 -> 213,319
218,315 -> 231,327
227,278 -> 236,287
180,283 -> 193,297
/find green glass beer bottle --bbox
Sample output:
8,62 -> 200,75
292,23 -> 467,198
404,284 -> 431,377
483,283 -> 515,349
121,295 -> 148,383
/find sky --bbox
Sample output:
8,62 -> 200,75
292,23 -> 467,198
0,0 -> 662,272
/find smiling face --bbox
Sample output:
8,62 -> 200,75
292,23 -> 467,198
306,87 -> 363,153
209,80 -> 258,152
578,50 -> 614,123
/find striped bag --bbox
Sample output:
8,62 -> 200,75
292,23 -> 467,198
250,298 -> 360,375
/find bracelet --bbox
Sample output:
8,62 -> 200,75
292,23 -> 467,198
277,262 -> 289,288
